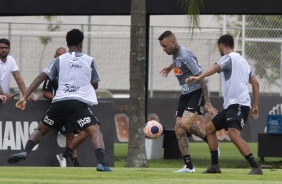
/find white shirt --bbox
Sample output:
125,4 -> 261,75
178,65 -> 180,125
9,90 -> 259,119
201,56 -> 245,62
43,52 -> 99,106
0,55 -> 19,94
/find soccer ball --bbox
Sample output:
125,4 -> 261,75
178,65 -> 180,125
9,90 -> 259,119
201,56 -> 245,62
143,120 -> 163,139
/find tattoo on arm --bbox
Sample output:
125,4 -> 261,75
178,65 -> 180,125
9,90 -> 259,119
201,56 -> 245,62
200,78 -> 210,103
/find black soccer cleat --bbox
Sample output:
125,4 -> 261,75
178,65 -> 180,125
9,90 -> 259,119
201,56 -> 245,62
248,167 -> 263,175
203,165 -> 221,174
7,152 -> 28,164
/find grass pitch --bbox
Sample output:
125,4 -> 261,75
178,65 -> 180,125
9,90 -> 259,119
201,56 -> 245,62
0,167 -> 281,184
1,142 -> 282,184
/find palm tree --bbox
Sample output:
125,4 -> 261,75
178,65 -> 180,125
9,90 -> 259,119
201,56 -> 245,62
125,0 -> 202,167
125,0 -> 148,167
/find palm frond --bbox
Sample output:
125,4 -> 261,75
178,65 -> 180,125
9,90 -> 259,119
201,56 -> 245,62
178,0 -> 203,35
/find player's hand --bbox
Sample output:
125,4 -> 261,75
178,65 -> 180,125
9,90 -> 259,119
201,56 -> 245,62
160,65 -> 173,77
16,98 -> 27,110
185,76 -> 200,83
204,102 -> 218,116
250,106 -> 259,119
0,95 -> 7,103
6,93 -> 13,99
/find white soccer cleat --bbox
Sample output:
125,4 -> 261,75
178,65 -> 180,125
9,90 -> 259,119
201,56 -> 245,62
56,153 -> 67,167
173,165 -> 195,173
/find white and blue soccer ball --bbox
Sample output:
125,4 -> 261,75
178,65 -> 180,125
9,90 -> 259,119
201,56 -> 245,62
143,120 -> 163,139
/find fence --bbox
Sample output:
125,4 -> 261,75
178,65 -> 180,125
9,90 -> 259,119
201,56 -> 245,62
0,15 -> 281,97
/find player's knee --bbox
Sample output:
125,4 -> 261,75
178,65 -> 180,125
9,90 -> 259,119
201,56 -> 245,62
175,126 -> 185,135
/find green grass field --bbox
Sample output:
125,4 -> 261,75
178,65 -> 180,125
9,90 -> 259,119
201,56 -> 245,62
1,142 -> 282,184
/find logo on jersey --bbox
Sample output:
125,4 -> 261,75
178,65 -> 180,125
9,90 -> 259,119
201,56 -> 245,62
173,68 -> 183,75
69,61 -> 82,68
64,84 -> 80,92
180,84 -> 189,92
77,117 -> 91,127
43,115 -> 54,125
175,60 -> 181,67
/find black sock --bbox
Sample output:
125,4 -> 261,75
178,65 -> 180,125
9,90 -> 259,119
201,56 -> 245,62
245,153 -> 259,168
183,155 -> 193,169
203,136 -> 208,143
95,148 -> 105,165
71,157 -> 81,167
63,147 -> 73,159
210,150 -> 218,165
23,140 -> 36,153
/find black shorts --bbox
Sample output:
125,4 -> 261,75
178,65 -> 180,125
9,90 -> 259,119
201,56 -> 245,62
176,88 -> 204,117
212,104 -> 250,131
59,122 -> 81,135
41,100 -> 99,131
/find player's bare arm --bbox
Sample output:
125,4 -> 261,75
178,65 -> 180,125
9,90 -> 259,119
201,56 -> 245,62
160,64 -> 173,77
249,75 -> 260,119
16,72 -> 48,110
186,64 -> 221,83
92,82 -> 99,90
200,78 -> 218,116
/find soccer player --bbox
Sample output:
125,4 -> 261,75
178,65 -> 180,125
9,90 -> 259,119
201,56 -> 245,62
159,30 -> 218,173
186,34 -> 262,175
7,29 -> 112,172
42,47 -> 88,167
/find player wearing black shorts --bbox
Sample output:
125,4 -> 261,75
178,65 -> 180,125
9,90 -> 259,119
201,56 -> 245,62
8,29 -> 112,172
187,34 -> 262,175
42,47 -> 88,167
159,30 -> 218,173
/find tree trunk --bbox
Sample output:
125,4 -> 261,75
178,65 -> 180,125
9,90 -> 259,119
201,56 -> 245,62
125,0 -> 148,167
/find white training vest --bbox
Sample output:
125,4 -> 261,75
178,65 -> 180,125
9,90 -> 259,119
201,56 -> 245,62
220,52 -> 251,109
52,52 -> 98,106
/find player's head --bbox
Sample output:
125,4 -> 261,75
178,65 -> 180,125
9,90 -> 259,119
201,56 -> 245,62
217,34 -> 234,56
66,29 -> 84,49
0,38 -> 10,59
54,47 -> 67,58
158,30 -> 178,55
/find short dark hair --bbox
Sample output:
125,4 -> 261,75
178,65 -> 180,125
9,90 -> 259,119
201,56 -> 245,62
217,34 -> 234,48
158,30 -> 173,41
0,38 -> 10,47
66,29 -> 84,46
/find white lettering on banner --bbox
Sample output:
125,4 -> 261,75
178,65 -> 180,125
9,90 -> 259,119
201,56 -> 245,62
3,121 -> 15,149
0,121 -> 39,150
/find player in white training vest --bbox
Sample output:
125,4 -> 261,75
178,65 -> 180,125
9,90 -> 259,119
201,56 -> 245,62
8,29 -> 112,172
186,34 -> 262,175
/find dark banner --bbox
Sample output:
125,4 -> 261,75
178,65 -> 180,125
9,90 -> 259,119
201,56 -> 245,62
0,100 -> 115,167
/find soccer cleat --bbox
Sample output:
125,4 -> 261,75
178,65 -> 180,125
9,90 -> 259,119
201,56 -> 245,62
96,163 -> 112,172
56,153 -> 67,167
173,165 -> 195,173
8,152 -> 28,164
203,165 -> 221,174
248,167 -> 263,175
